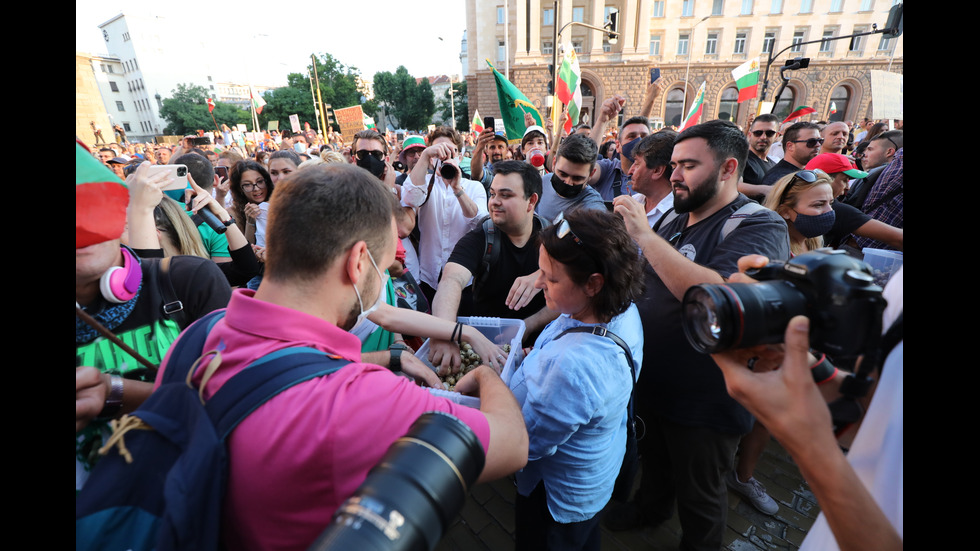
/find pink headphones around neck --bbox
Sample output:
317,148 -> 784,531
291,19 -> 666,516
99,246 -> 142,303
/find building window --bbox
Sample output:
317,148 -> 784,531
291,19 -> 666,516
770,0 -> 782,13
719,87 -> 740,123
497,7 -> 505,24
116,101 -> 125,112
107,65 -> 114,74
542,41 -> 554,54
820,29 -> 835,52
734,32 -> 747,54
678,33 -> 690,55
830,0 -> 843,12
763,30 -> 776,53
109,81 -> 119,92
543,8 -> 554,25
134,59 -> 138,70
650,34 -> 662,56
666,88 -> 687,127
134,101 -> 140,112
497,40 -> 505,61
573,40 -> 584,53
860,0 -> 874,10
653,0 -> 665,17
682,0 -> 694,17
800,0 -> 813,13
603,37 -> 612,52
573,7 -> 584,22
741,0 -> 754,15
829,85 -> 850,122
122,32 -> 130,41
712,0 -> 723,15
773,87 -> 796,121
878,34 -> 893,52
123,123 -> 131,132
850,26 -> 867,52
791,30 -> 805,53
705,32 -> 718,55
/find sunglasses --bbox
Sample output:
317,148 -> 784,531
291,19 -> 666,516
355,150 -> 385,161
777,169 -> 824,206
751,130 -> 777,138
789,138 -> 824,148
553,211 -> 583,246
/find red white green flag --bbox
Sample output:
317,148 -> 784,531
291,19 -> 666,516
829,102 -> 838,115
206,97 -> 216,113
250,86 -> 266,114
782,105 -> 816,124
679,82 -> 706,131
556,47 -> 582,134
471,109 -> 483,133
731,57 -> 760,103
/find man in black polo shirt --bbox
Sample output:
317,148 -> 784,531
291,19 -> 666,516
739,113 -> 780,202
761,121 -> 822,187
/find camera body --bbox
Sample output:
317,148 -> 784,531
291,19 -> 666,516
682,249 -> 885,358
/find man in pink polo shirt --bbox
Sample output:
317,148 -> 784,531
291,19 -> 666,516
156,164 -> 528,551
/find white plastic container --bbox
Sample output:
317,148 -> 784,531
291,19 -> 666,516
861,248 -> 903,287
416,316 -> 526,408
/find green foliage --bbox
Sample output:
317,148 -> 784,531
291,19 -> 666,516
373,66 -> 437,131
259,53 -> 364,133
159,83 -> 250,136
438,81 -> 469,131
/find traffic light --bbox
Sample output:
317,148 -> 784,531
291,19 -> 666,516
606,9 -> 619,44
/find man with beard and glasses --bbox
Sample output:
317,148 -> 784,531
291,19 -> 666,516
739,113 -> 780,201
762,121 -> 822,187
152,164 -> 528,551
609,120 -> 789,550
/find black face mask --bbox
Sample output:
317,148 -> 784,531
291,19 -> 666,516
551,172 -> 584,198
356,154 -> 386,179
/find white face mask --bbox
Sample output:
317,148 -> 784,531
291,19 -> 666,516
351,249 -> 389,330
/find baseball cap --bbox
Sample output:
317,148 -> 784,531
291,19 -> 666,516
491,131 -> 508,145
521,125 -> 547,148
108,156 -> 130,164
805,153 -> 868,179
398,135 -> 427,165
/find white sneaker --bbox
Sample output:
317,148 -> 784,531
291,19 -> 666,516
727,471 -> 779,515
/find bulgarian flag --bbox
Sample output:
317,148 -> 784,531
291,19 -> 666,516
829,102 -> 838,115
471,109 -> 484,132
206,97 -> 216,113
782,105 -> 816,124
75,140 -> 128,249
363,114 -> 376,129
679,82 -> 706,132
556,47 -> 582,134
731,57 -> 760,103
487,60 -> 543,145
250,86 -> 266,114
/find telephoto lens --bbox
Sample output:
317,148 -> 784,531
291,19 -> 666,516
439,162 -> 458,180
307,411 -> 485,551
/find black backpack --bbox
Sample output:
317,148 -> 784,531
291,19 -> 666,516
473,214 -> 550,297
76,309 -> 349,551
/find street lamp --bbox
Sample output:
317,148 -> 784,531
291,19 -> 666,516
682,16 -> 709,118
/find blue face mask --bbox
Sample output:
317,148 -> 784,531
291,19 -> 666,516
293,142 -> 307,154
792,209 -> 836,238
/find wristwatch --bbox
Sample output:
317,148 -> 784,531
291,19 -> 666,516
222,217 -> 235,227
388,343 -> 409,372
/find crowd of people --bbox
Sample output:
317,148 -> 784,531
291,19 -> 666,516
77,78 -> 903,550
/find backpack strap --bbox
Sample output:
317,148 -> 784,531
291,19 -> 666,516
159,309 -> 228,386
157,256 -> 188,330
611,167 -> 624,198
554,326 -> 638,439
720,202 -> 767,241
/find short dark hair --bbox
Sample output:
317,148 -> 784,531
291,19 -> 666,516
620,116 -> 650,134
675,119 -> 749,177
871,130 -> 903,150
427,126 -> 463,151
352,129 -> 388,155
556,133 -> 598,168
269,149 -> 301,167
264,164 -> 395,284
173,152 -> 215,192
781,121 -> 821,147
491,160 -> 542,199
634,129 -> 678,180
539,208 -> 644,323
751,113 -> 780,126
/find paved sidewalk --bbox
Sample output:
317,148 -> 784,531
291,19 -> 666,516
436,435 -> 820,550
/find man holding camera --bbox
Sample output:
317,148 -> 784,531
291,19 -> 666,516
611,120 -> 790,550
401,127 -> 488,302
153,164 -> 527,551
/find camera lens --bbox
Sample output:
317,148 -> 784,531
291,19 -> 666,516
682,281 -> 808,354
308,411 -> 485,551
177,167 -> 187,176
439,163 -> 458,180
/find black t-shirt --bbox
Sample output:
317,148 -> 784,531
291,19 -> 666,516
823,201 -> 872,249
446,218 -> 546,320
743,153 -> 776,187
761,158 -> 802,187
636,194 -> 791,435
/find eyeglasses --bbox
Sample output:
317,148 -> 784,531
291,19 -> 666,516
241,179 -> 267,192
553,211 -> 583,246
751,130 -> 777,138
884,137 -> 900,151
788,138 -> 824,148
355,150 -> 385,161
777,169 -> 824,206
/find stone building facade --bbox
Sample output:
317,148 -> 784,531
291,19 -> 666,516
464,0 -> 903,134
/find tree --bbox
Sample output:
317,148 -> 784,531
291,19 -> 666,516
373,66 -> 437,131
259,53 -> 365,133
438,81 -> 469,131
159,84 -> 250,136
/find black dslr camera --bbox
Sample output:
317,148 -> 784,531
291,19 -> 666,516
681,249 -> 886,359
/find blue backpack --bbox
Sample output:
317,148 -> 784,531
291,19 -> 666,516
75,309 -> 349,551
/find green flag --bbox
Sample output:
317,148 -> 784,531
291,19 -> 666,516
487,60 -> 543,145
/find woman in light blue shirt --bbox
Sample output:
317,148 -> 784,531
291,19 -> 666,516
509,208 -> 644,551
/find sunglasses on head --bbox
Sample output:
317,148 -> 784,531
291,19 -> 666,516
553,211 -> 583,246
789,138 -> 824,148
751,130 -> 777,138
777,169 -> 825,205
355,150 -> 384,161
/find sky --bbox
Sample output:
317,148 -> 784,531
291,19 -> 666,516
75,0 -> 467,88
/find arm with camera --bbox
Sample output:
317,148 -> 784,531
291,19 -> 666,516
454,366 -> 529,483
639,72 -> 665,119
125,161 -> 173,251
